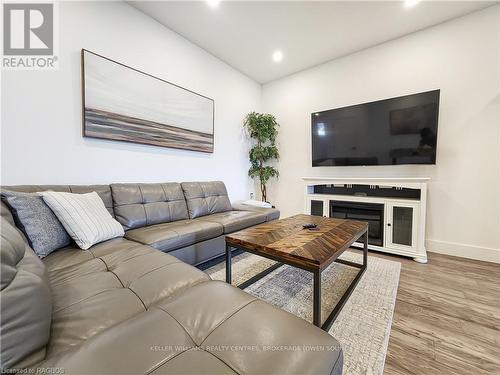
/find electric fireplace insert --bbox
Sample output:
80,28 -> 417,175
330,200 -> 384,246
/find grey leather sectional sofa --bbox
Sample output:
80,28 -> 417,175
0,181 -> 343,374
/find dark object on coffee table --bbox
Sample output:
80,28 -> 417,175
302,223 -> 317,229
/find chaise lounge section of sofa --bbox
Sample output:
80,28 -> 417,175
110,181 -> 279,265
1,181 -> 343,374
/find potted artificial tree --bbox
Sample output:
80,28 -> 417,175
243,112 -> 279,203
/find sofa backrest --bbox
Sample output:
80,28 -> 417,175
1,185 -> 115,218
181,181 -> 232,219
111,183 -> 189,230
1,217 -> 52,369
1,182 -> 232,230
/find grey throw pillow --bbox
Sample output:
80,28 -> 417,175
1,190 -> 71,258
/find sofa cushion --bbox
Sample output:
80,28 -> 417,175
1,218 -> 52,369
1,190 -> 71,258
200,284 -> 343,375
40,191 -> 124,250
124,219 -> 223,252
197,210 -> 266,234
34,306 -> 228,375
43,237 -> 141,273
47,287 -> 146,357
181,181 -> 232,219
42,240 -> 210,358
106,251 -> 210,308
34,281 -> 342,375
111,183 -> 189,230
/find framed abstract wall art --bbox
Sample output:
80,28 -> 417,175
81,49 -> 214,153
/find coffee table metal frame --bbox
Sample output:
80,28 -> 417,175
225,228 -> 368,331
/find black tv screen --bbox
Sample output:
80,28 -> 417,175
311,90 -> 440,166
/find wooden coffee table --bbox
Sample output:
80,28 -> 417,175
225,214 -> 368,331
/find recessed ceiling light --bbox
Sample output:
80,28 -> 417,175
272,50 -> 283,63
404,0 -> 420,8
207,0 -> 220,8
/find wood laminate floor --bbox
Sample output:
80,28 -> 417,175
371,251 -> 500,375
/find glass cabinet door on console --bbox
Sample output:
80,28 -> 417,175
385,202 -> 418,252
306,198 -> 328,217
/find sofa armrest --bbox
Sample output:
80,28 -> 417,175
232,201 -> 280,221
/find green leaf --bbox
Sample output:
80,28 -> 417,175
244,112 -> 279,144
249,145 -> 279,164
244,112 -> 280,196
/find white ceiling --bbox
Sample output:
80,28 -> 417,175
130,1 -> 495,84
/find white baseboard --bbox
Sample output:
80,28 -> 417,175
426,239 -> 500,264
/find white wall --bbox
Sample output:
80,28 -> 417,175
262,6 -> 500,262
1,1 -> 261,201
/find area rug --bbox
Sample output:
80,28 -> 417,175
206,250 -> 401,375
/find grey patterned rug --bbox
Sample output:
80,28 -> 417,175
206,250 -> 401,375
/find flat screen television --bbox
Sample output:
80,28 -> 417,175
311,90 -> 440,167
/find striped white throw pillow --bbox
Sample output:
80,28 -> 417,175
40,191 -> 124,250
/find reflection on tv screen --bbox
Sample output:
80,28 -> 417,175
311,90 -> 440,166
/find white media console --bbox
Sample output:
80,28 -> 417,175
302,177 -> 429,263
